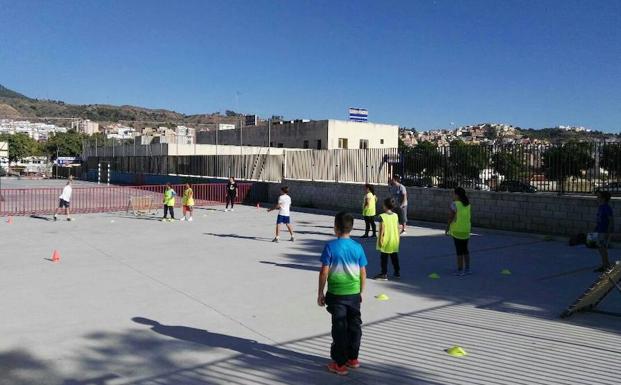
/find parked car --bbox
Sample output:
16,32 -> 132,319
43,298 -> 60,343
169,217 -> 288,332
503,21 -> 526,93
460,179 -> 491,191
402,176 -> 433,188
496,180 -> 537,193
595,182 -> 621,195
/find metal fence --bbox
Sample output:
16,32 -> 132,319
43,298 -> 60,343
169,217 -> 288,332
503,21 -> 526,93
285,148 -> 398,184
400,142 -> 621,194
87,154 -> 283,182
0,183 -> 253,216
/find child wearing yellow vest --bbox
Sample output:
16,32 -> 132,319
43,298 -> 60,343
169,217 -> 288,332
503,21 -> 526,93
181,183 -> 195,222
373,198 -> 401,280
447,187 -> 472,276
161,183 -> 176,222
361,184 -> 377,238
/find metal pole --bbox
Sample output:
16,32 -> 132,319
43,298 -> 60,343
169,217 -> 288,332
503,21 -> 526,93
268,118 -> 271,149
107,163 -> 110,186
98,162 -> 101,184
240,116 -> 243,156
95,137 -> 97,157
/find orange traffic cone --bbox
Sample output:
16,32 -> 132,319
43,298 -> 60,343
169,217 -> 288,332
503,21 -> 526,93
7,216 -> 13,224
51,250 -> 61,263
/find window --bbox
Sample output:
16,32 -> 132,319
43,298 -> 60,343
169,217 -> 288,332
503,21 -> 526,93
359,139 -> 369,149
303,140 -> 309,149
338,138 -> 349,149
380,139 -> 384,145
316,140 -> 322,149
277,143 -> 284,148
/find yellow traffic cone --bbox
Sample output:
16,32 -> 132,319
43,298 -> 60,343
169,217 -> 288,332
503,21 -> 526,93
501,269 -> 512,275
428,273 -> 440,279
375,294 -> 390,301
446,346 -> 467,357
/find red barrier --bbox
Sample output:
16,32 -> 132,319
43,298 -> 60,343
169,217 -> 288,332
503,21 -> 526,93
0,183 -> 253,216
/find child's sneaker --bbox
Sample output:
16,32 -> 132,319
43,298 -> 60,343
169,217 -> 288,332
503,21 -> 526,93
224,209 -> 229,212
230,208 -> 234,212
272,237 -> 279,243
453,270 -> 465,276
373,273 -> 388,281
180,217 -> 186,221
188,217 -> 193,222
290,236 -> 295,242
53,215 -> 58,221
394,272 -> 401,279
327,362 -> 349,376
346,359 -> 360,369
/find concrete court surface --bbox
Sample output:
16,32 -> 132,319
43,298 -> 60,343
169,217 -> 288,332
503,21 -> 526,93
1,203 -> 620,385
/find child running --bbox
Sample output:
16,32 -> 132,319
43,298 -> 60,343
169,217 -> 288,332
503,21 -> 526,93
225,176 -> 238,212
361,184 -> 377,238
373,198 -> 401,280
181,183 -> 194,221
317,212 -> 367,376
161,183 -> 176,222
54,176 -> 73,221
267,186 -> 294,242
593,191 -> 614,272
447,187 -> 472,276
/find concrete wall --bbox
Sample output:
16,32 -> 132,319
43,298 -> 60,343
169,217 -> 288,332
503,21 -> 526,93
196,119 -> 399,150
327,120 -> 399,149
267,179 -> 621,237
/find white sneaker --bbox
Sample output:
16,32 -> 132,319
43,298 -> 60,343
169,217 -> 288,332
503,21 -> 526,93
230,208 -> 234,212
188,217 -> 193,222
180,217 -> 186,221
224,209 -> 229,212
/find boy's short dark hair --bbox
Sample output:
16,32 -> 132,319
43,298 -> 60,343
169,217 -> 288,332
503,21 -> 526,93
392,175 -> 401,183
598,191 -> 612,202
281,186 -> 289,194
334,212 -> 354,234
383,198 -> 395,210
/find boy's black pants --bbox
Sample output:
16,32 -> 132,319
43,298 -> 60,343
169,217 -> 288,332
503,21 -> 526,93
325,292 -> 362,366
163,205 -> 175,219
363,216 -> 376,236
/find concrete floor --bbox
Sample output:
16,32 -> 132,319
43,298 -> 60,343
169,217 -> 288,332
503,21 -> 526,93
1,203 -> 620,385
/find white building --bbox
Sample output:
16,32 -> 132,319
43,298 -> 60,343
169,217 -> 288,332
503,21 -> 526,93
72,119 -> 100,135
0,119 -> 67,140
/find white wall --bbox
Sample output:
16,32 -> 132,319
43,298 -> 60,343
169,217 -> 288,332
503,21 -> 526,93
327,120 -> 399,149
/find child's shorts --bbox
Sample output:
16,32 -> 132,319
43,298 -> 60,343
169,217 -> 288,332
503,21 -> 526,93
58,199 -> 70,208
183,205 -> 193,211
277,215 -> 291,224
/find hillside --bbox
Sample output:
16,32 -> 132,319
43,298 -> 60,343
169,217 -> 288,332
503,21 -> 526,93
0,84 -> 240,125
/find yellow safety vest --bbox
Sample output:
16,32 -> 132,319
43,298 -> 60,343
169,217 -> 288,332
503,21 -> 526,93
362,193 -> 377,217
163,189 -> 175,207
377,212 -> 400,253
450,201 -> 471,239
182,188 -> 194,206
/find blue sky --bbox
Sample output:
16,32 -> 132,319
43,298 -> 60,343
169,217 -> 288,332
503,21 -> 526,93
0,0 -> 619,132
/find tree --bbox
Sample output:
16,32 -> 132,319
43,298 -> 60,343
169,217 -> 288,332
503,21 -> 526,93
491,150 -> 526,180
225,110 -> 240,117
44,130 -> 85,159
402,141 -> 443,177
449,141 -> 490,179
542,142 -> 594,189
600,143 -> 621,178
0,133 -> 42,162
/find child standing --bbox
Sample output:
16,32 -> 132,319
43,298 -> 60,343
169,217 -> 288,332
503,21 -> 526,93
54,176 -> 73,221
361,184 -> 377,238
373,198 -> 400,280
181,183 -> 194,221
447,187 -> 472,276
225,176 -> 238,212
161,183 -> 176,222
317,212 -> 367,376
594,191 -> 614,272
267,186 -> 294,242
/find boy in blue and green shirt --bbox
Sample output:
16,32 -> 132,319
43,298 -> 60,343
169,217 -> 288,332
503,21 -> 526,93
317,212 -> 367,376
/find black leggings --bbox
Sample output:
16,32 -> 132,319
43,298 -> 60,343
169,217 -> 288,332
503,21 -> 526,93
380,252 -> 400,275
453,237 -> 470,270
363,216 -> 376,236
226,194 -> 236,208
163,205 -> 175,219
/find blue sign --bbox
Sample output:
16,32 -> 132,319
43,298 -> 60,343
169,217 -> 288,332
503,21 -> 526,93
349,107 -> 368,122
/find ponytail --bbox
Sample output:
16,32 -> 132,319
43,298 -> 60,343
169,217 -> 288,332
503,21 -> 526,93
454,187 -> 470,206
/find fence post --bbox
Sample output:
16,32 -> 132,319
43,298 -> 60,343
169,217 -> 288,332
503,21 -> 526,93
107,163 -> 110,186
98,163 -> 101,184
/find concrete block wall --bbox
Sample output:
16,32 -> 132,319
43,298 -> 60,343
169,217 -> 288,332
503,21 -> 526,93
267,180 -> 620,237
